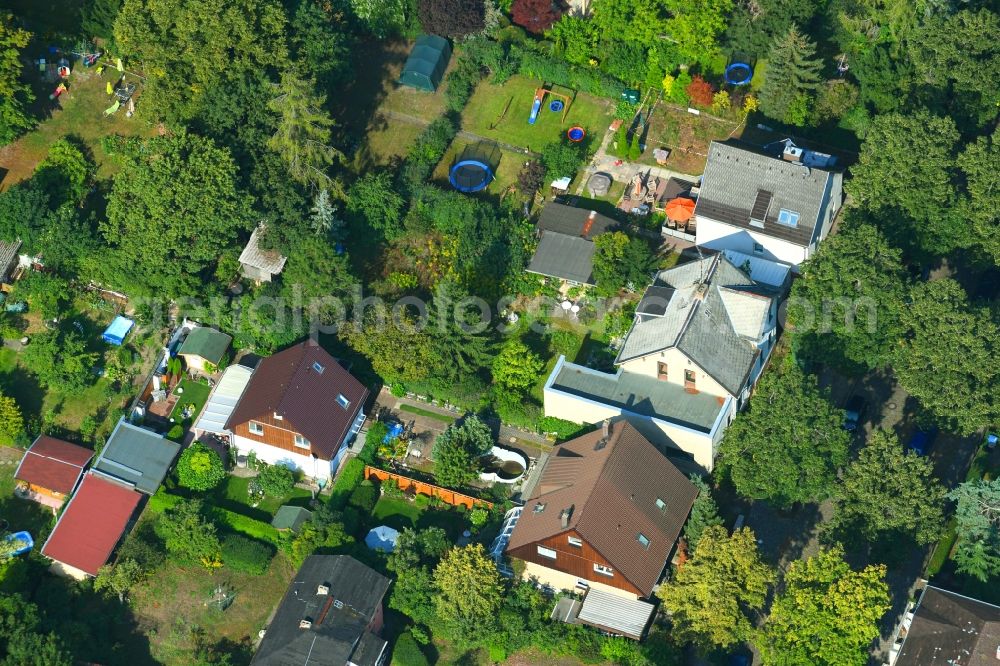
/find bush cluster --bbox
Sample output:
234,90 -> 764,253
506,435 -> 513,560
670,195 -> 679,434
220,534 -> 275,575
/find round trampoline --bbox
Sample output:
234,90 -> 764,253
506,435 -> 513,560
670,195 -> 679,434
725,62 -> 753,86
449,159 -> 494,193
567,126 -> 586,142
549,100 -> 564,112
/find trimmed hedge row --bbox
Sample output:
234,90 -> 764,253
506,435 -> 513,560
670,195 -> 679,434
391,631 -> 430,666
329,457 -> 366,509
209,506 -> 284,546
221,534 -> 275,575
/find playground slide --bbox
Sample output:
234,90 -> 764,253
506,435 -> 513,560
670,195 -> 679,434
528,95 -> 542,125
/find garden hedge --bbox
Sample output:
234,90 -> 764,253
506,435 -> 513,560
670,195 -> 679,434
221,534 -> 275,575
209,507 -> 284,547
329,457 -> 366,509
391,631 -> 430,666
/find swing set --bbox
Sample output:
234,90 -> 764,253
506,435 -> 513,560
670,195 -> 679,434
528,85 -> 574,125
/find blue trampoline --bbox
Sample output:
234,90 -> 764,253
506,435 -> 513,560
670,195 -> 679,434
102,315 -> 134,346
450,160 -> 494,192
725,62 -> 753,86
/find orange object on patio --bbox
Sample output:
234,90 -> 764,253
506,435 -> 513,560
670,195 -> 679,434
664,197 -> 696,222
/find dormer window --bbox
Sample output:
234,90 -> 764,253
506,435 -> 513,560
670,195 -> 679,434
273,412 -> 283,420
336,394 -> 350,409
533,502 -> 546,514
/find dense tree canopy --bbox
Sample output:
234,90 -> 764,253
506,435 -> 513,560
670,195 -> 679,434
759,546 -> 890,666
759,24 -> 822,126
948,478 -> 1000,582
432,544 -> 504,645
719,363 -> 850,507
418,0 -> 485,37
660,526 -> 774,650
432,415 -> 493,488
0,12 -> 33,146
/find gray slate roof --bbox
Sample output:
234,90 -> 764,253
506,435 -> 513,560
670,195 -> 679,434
695,141 -> 838,247
527,203 -> 620,283
549,361 -> 724,432
896,586 -> 1000,666
252,555 -> 390,666
239,225 -> 287,276
92,419 -> 181,495
616,254 -> 774,396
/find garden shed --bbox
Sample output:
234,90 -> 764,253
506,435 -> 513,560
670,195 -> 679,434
398,35 -> 451,92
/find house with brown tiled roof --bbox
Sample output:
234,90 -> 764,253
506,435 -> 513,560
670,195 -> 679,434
223,341 -> 368,480
14,435 -> 93,510
506,421 -> 697,610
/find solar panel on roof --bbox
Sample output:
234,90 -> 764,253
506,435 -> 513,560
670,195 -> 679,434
749,189 -> 772,227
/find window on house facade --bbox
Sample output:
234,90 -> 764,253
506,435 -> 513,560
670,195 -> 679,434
273,412 -> 282,420
249,422 -> 264,435
537,546 -> 557,559
657,362 -> 668,380
593,563 -> 613,576
294,434 -> 310,449
752,242 -> 764,254
684,369 -> 696,389
568,536 -> 583,547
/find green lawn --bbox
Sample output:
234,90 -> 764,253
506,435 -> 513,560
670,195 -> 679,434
372,496 -> 470,539
217,475 -> 312,516
432,138 -> 527,195
168,378 -> 211,428
398,403 -> 456,423
461,75 -> 613,154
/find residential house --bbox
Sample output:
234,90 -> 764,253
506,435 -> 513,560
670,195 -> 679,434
505,421 -> 697,639
887,585 -> 1000,666
14,435 -> 93,510
239,224 -> 287,283
222,342 -> 368,480
178,326 -> 232,375
252,555 -> 391,666
526,203 -> 619,288
40,419 -> 180,578
694,140 -> 843,268
543,253 -> 783,471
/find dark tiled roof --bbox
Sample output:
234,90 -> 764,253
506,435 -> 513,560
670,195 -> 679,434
527,203 -> 621,284
252,555 -> 390,666
226,342 -> 368,460
15,435 -> 92,494
537,203 -> 618,238
93,420 -> 181,495
506,422 -> 698,596
41,474 -> 142,576
695,141 -> 838,247
896,586 -> 1000,665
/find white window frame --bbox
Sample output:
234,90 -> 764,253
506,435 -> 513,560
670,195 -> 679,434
567,536 -> 583,547
777,209 -> 799,227
294,434 -> 310,449
336,394 -> 350,409
249,421 -> 264,435
593,563 -> 613,577
637,533 -> 650,549
752,242 -> 765,255
537,546 -> 557,560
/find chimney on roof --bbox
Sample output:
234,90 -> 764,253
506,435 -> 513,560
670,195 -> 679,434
581,210 -> 597,238
317,584 -> 330,596
602,419 -> 610,438
560,506 -> 573,528
299,619 -> 312,630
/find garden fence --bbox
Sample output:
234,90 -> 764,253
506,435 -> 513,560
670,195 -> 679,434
364,466 -> 493,510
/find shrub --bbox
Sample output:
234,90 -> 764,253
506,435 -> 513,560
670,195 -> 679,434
665,71 -> 691,105
470,508 -> 488,528
413,493 -> 431,509
444,51 -> 485,112
362,421 -> 389,464
221,534 -> 275,575
167,425 -> 184,441
176,443 -> 226,491
330,457 -> 366,508
538,416 -> 590,440
391,631 -> 430,666
257,464 -> 294,497
349,480 -> 380,514
210,507 -> 284,546
382,479 -> 406,500
711,90 -> 732,114
685,75 -> 714,108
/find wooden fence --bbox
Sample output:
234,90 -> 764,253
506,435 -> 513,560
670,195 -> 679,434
364,466 -> 493,510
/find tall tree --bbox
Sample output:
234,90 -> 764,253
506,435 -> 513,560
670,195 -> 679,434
592,232 -> 656,295
894,279 -> 1000,434
290,0 -> 354,91
33,138 -> 94,207
660,526 -> 774,650
664,0 -> 732,65
0,391 -> 23,446
94,559 -> 144,603
826,430 -> 946,549
0,12 -> 34,146
20,330 -> 99,392
309,189 -> 342,237
683,475 -> 724,555
418,0 -> 485,37
847,110 -> 965,257
957,128 -> 1000,266
719,363 -> 850,507
948,478 -> 1000,582
758,545 -> 890,666
154,499 -> 222,568
100,133 -> 252,297
114,0 -> 289,125
341,311 -> 437,384
787,219 -> 908,374
511,0 -> 562,33
759,24 -> 823,125
82,0 -> 123,39
432,544 -> 503,645
14,272 -> 71,320
432,415 -> 493,488
346,171 -> 406,241
0,594 -> 72,666
492,339 -> 543,394
350,0 -> 410,36
268,73 -> 343,190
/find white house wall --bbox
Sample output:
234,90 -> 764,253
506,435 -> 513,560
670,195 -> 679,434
619,348 -> 732,400
696,217 -> 810,268
231,434 -> 332,480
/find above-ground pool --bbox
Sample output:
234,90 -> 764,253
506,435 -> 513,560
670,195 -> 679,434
480,446 -> 527,484
567,126 -> 586,142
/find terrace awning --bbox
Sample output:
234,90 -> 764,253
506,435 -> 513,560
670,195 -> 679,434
576,588 -> 655,640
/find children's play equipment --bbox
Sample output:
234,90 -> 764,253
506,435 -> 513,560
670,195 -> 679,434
567,126 -> 586,142
724,61 -> 753,86
399,35 -> 452,92
48,83 -> 67,101
102,315 -> 135,345
449,142 -> 501,193
528,86 -> 572,124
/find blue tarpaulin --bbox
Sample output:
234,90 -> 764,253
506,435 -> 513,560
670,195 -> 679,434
365,525 -> 400,552
102,315 -> 134,346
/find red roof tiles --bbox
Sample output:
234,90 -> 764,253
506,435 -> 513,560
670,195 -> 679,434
15,436 -> 93,495
41,475 -> 142,576
225,342 -> 368,460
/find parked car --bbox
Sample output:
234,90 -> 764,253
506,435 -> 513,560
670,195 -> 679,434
907,428 -> 938,456
843,395 -> 867,432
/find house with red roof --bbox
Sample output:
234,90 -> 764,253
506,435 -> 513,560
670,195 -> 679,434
218,341 -> 368,480
14,435 -> 93,510
40,474 -> 142,579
